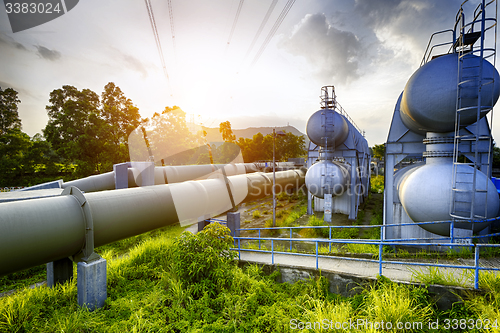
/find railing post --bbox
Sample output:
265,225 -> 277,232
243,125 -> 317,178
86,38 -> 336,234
475,244 -> 480,289
316,241 -> 319,269
379,241 -> 383,277
238,238 -> 241,261
450,219 -> 455,246
329,226 -> 332,253
259,229 -> 261,249
290,228 -> 292,252
272,240 -> 274,265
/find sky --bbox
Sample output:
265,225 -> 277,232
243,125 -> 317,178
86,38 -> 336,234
0,0 -> 498,146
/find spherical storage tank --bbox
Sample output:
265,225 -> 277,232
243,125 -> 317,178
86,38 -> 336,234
305,160 -> 350,198
400,53 -> 500,133
398,160 -> 499,236
306,109 -> 349,148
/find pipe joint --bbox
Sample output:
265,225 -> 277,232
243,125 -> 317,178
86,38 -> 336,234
62,186 -> 100,263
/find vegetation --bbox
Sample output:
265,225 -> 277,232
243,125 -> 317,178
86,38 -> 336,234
371,174 -> 384,194
1,224 -> 500,332
371,143 -> 385,160
237,131 -> 306,163
44,83 -> 141,177
1,85 -> 307,186
299,216 -> 359,239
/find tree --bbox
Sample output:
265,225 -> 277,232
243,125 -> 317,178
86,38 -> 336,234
0,87 -> 22,135
372,144 -> 385,160
0,128 -> 31,186
44,83 -> 143,176
219,121 -> 236,143
138,106 -> 198,165
275,131 -> 306,161
101,82 -> 141,165
44,85 -> 108,176
236,131 -> 306,163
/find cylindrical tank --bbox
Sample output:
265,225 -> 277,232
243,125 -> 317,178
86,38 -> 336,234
305,160 -> 350,198
306,109 -> 349,148
398,159 -> 499,236
400,53 -> 500,133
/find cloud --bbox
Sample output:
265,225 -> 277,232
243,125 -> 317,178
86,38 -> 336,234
354,0 -> 462,65
280,13 -> 363,84
35,45 -> 61,61
121,53 -> 148,78
0,33 -> 27,51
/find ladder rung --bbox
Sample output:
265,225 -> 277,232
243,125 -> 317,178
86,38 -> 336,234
456,135 -> 491,140
457,106 -> 490,113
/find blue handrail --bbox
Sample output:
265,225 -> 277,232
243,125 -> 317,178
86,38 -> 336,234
231,219 -> 500,290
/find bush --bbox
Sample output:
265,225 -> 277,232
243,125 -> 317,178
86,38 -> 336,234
371,175 -> 384,193
252,210 -> 262,218
171,223 -> 237,298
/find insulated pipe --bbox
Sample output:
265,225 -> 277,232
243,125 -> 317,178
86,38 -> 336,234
61,163 -> 260,193
0,169 -> 304,276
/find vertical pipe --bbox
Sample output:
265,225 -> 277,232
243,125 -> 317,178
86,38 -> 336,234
273,130 -> 277,221
384,154 -> 395,234
290,228 -> 292,251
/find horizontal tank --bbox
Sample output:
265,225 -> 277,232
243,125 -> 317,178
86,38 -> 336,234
306,109 -> 349,148
400,53 -> 500,133
398,159 -> 498,236
305,160 -> 350,198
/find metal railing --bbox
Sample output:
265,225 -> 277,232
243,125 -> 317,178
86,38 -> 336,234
226,219 -> 500,290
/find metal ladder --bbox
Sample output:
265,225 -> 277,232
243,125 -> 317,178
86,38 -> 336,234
450,0 -> 497,221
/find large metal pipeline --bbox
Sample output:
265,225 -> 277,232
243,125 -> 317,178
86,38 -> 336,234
0,169 -> 304,276
61,163 -> 260,193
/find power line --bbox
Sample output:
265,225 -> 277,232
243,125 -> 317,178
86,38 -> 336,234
250,0 -> 295,67
244,0 -> 278,60
167,0 -> 177,60
144,0 -> 171,87
225,0 -> 245,52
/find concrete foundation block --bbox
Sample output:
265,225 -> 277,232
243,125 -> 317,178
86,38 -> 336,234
47,257 -> 73,287
227,212 -> 240,237
77,257 -> 107,311
198,219 -> 210,232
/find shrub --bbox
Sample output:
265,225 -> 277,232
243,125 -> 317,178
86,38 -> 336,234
371,175 -> 384,193
171,223 -> 237,298
252,210 -> 261,218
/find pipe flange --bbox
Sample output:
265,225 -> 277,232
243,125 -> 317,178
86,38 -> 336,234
62,186 -> 100,263
423,137 -> 455,145
422,151 -> 455,158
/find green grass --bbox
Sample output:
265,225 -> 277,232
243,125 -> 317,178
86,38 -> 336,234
2,223 -> 500,332
0,225 -> 185,295
252,210 -> 261,218
410,266 -> 473,287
